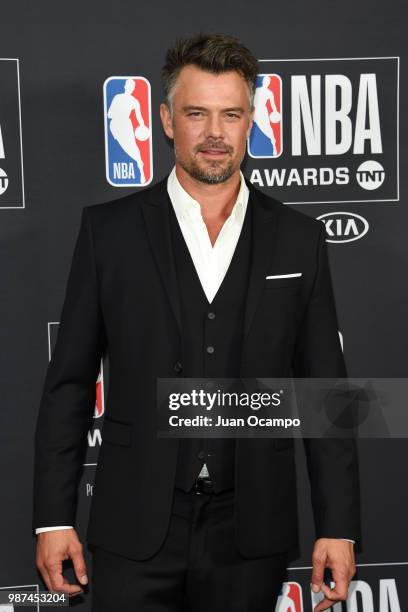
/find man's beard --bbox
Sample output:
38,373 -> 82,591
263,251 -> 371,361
175,144 -> 236,184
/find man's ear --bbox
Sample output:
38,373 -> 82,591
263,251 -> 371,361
160,103 -> 174,140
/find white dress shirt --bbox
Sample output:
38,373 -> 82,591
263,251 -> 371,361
36,166 -> 354,544
167,165 -> 249,304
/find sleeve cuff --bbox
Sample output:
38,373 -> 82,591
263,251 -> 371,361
339,538 -> 355,544
35,526 -> 74,534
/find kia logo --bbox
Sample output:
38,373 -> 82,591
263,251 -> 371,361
317,212 -> 369,243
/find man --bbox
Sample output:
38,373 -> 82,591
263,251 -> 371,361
33,33 -> 361,611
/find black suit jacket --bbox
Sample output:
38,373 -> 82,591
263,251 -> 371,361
32,175 -> 361,560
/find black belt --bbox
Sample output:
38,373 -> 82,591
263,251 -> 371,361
193,477 -> 214,495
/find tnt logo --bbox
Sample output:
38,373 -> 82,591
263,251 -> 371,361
275,582 -> 303,611
104,76 -> 153,187
356,160 -> 385,190
248,74 -> 282,158
0,168 -> 8,195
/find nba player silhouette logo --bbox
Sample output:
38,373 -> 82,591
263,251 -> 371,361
275,582 -> 303,611
248,73 -> 282,158
104,76 -> 153,186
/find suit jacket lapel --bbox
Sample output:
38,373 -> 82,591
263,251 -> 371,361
242,179 -> 281,341
141,177 -> 183,335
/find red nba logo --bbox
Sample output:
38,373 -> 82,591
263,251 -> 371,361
248,73 -> 282,158
94,366 -> 105,418
275,582 -> 303,611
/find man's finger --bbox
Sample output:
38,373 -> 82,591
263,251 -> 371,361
71,547 -> 89,586
311,550 -> 327,591
326,568 -> 350,600
37,564 -> 52,593
321,579 -> 348,601
47,560 -> 83,596
313,581 -> 349,612
314,594 -> 340,612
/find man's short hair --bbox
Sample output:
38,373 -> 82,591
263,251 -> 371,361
161,32 -> 259,113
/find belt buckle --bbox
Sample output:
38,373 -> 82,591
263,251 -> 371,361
193,477 -> 213,495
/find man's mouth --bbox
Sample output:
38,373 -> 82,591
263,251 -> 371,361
199,149 -> 229,157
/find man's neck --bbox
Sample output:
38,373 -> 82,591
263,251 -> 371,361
174,163 -> 241,223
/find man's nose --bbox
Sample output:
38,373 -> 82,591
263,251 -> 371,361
204,114 -> 224,139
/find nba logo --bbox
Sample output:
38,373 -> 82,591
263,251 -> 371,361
104,77 -> 153,187
94,367 -> 105,418
275,582 -> 303,611
248,74 -> 282,158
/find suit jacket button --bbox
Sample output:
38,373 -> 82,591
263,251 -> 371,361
174,361 -> 182,373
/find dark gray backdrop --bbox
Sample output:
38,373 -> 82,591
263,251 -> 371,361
1,1 -> 407,610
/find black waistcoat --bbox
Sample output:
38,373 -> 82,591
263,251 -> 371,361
167,193 -> 253,493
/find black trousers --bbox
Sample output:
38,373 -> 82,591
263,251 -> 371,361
91,487 -> 289,611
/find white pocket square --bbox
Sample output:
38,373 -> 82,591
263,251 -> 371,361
265,273 -> 302,279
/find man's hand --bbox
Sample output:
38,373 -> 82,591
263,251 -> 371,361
36,529 -> 88,598
311,538 -> 356,611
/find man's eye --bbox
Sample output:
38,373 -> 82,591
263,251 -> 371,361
226,113 -> 239,119
188,112 -> 203,117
